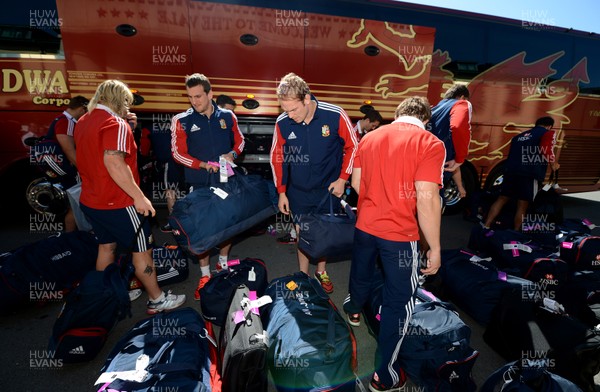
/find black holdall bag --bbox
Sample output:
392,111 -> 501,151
94,307 -> 217,392
0,230 -> 98,315
48,262 -> 133,363
219,284 -> 271,392
559,233 -> 600,270
298,192 -> 356,260
480,361 -> 584,392
199,258 -> 268,326
152,244 -> 190,287
48,217 -> 147,364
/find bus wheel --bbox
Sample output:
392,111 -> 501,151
443,163 -> 478,215
484,163 -> 505,193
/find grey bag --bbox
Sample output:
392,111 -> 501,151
219,284 -> 270,392
66,183 -> 93,232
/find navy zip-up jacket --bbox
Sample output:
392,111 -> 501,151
428,98 -> 472,163
270,97 -> 357,194
171,102 -> 244,185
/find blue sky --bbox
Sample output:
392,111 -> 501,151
397,0 -> 599,34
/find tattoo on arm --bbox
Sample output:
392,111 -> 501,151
144,265 -> 154,275
104,150 -> 126,157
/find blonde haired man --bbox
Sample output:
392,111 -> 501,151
76,79 -> 186,314
270,73 -> 358,293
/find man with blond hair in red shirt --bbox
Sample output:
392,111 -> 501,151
76,79 -> 186,314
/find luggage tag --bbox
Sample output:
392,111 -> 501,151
199,327 -> 217,347
582,218 -> 597,230
469,255 -> 492,262
219,156 -> 228,183
210,187 -> 228,200
227,259 -> 240,267
207,160 -> 236,179
541,297 -> 566,315
95,354 -> 150,385
248,267 -> 256,282
503,241 -> 532,257
233,292 -> 273,325
542,183 -> 552,192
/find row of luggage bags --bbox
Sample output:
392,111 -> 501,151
0,231 -> 191,316
427,216 -> 600,392
92,259 -> 484,392
2,229 -> 598,391
93,253 -> 599,392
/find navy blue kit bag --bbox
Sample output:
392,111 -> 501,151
298,193 -> 356,260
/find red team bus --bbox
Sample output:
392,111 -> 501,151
1,0 -> 599,221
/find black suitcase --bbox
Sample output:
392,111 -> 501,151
219,284 -> 269,392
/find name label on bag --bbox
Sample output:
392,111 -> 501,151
210,187 -> 228,199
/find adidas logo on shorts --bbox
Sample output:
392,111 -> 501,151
68,345 -> 85,355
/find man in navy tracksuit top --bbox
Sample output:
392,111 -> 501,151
428,84 -> 472,198
171,73 -> 245,299
270,73 -> 358,293
484,116 -> 559,231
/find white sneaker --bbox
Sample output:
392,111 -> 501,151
128,289 -> 142,302
146,290 -> 186,315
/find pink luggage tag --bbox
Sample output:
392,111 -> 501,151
233,291 -> 273,325
561,242 -> 574,249
207,161 -> 235,176
227,259 -> 241,267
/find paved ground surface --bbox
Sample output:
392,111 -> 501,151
1,192 -> 599,391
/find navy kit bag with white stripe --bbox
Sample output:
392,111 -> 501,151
94,307 -> 215,392
363,267 -> 479,392
168,172 -> 277,255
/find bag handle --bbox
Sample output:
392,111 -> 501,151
316,190 -> 356,220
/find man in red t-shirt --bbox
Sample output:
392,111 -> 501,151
343,97 -> 445,391
75,79 -> 185,314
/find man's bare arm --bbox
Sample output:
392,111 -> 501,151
416,180 -> 441,275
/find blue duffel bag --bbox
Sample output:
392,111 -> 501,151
168,172 -> 277,255
362,267 -> 479,392
298,193 -> 356,260
263,272 -> 358,392
480,361 -> 583,392
439,249 -> 531,325
94,307 -> 216,392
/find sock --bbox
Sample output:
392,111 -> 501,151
150,291 -> 165,303
218,255 -> 228,269
200,265 -> 211,277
